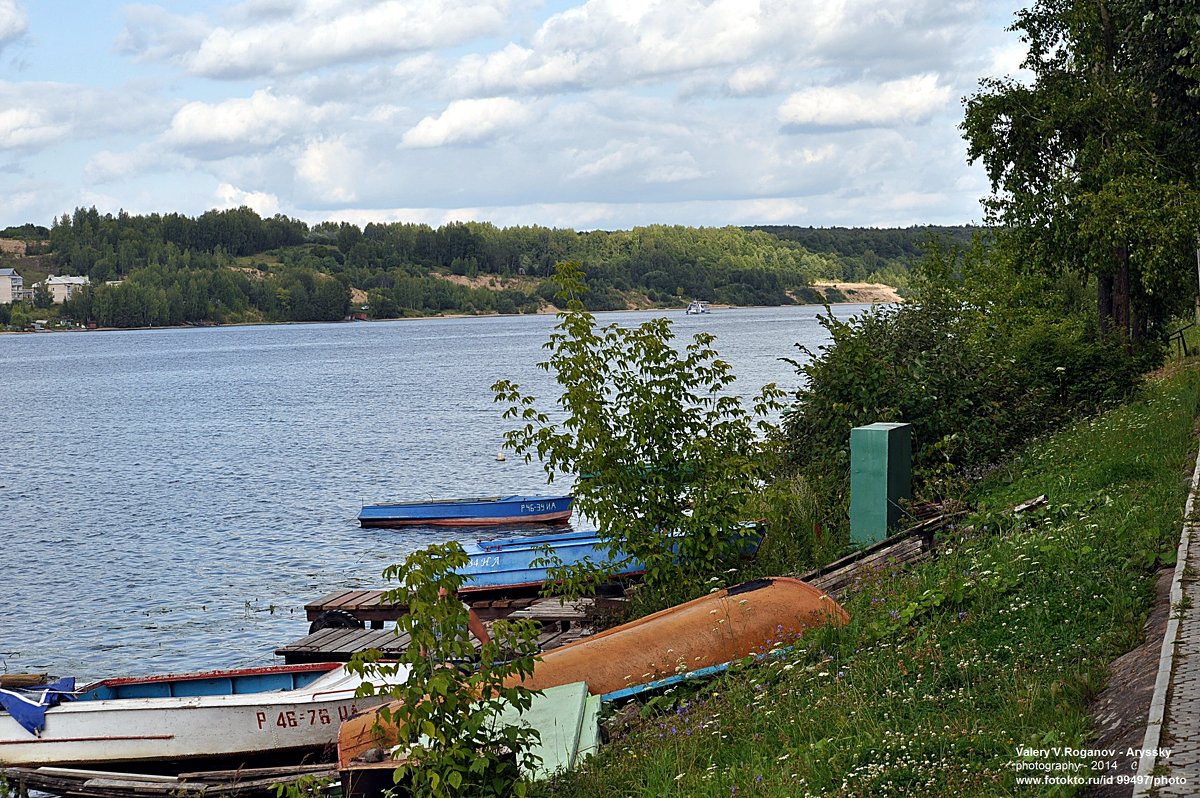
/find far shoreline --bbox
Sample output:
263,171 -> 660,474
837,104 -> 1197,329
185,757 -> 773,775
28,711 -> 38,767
0,283 -> 901,335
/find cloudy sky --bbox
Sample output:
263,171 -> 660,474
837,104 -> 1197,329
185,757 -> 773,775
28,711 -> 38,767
0,0 -> 1025,232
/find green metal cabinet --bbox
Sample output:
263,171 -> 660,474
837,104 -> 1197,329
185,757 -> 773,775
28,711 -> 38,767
849,422 -> 912,545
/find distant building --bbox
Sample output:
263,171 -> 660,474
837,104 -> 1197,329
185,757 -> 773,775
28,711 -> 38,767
43,275 -> 90,303
0,267 -> 31,304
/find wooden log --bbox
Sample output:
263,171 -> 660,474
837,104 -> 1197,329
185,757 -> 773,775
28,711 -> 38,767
33,768 -> 177,783
0,673 -> 50,688
176,763 -> 334,782
83,778 -> 201,795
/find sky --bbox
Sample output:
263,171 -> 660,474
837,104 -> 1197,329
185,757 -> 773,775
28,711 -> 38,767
0,0 -> 1027,232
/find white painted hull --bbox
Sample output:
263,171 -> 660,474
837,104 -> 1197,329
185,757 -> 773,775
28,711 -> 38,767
0,665 -> 407,769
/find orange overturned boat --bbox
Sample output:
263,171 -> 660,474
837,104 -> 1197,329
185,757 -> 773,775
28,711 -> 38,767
338,576 -> 848,768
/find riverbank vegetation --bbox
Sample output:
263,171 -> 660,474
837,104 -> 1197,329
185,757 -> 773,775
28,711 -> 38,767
0,210 -> 953,329
514,1 -> 1200,794
538,360 -> 1200,798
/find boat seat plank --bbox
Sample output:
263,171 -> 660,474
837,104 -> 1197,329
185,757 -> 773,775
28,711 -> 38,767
305,590 -> 405,621
509,598 -> 594,623
320,590 -> 384,611
305,590 -> 558,626
275,627 -> 413,663
278,606 -> 594,664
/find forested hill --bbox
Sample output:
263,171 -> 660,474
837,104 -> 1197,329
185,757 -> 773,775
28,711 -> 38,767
0,208 -> 975,329
745,225 -> 980,261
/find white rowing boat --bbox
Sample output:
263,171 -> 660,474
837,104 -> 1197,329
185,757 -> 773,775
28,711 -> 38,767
0,662 -> 407,770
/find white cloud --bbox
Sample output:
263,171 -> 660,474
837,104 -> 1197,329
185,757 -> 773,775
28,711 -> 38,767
452,44 -> 588,95
3,0 -> 1022,231
725,64 -> 779,97
402,97 -> 531,148
778,74 -> 953,129
216,183 -> 281,217
0,107 -> 68,150
165,90 -> 318,156
294,138 -> 360,203
454,0 -> 765,95
0,0 -> 28,51
983,40 -> 1031,82
85,149 -> 145,183
315,197 -> 820,231
182,0 -> 509,78
0,81 -> 175,165
570,140 -> 704,184
116,4 -> 208,62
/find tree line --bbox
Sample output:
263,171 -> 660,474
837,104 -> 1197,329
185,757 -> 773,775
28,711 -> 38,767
0,208 -> 959,328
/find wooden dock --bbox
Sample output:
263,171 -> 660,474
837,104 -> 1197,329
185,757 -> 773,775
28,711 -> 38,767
279,596 -> 606,664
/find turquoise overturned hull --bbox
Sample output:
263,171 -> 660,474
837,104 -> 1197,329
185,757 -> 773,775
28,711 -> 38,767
456,524 -> 764,595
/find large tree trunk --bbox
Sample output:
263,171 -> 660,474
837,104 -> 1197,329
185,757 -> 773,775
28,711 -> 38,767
1113,245 -> 1131,340
1130,267 -> 1148,344
1097,271 -> 1114,335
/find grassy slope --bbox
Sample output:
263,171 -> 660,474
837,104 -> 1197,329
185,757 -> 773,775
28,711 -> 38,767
538,363 -> 1200,797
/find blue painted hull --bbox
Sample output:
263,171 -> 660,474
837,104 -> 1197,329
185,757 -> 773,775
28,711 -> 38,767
455,524 -> 763,594
358,494 -> 573,527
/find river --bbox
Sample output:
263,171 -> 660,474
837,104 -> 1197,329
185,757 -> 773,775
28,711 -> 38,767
0,305 -> 868,680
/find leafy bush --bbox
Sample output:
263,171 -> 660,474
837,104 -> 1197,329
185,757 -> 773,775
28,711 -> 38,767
494,262 -> 784,602
782,256 -> 1148,531
349,543 -> 543,798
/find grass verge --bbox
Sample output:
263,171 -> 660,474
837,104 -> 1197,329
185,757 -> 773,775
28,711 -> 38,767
536,362 -> 1200,797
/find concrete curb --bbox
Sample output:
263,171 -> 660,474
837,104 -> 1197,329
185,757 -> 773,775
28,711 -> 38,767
1132,439 -> 1200,797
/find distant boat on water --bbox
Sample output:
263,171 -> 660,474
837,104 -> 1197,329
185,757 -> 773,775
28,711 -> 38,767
357,494 -> 574,528
685,300 -> 710,315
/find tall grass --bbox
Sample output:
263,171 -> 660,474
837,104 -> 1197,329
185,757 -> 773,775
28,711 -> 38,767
537,364 -> 1200,797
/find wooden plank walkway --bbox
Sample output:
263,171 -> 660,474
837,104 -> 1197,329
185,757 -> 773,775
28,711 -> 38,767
305,591 -> 541,628
279,597 -> 600,663
792,510 -> 957,599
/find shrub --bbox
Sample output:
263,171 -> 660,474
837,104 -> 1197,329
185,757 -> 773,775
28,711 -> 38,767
782,256 -> 1148,533
349,543 -> 543,798
494,262 -> 784,602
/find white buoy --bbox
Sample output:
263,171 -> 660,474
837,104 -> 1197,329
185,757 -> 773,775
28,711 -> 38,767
496,451 -> 506,462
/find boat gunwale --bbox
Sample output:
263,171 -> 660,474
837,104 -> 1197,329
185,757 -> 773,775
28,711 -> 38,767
359,495 -> 572,512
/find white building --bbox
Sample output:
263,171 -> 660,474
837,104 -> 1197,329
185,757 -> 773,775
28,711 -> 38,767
0,267 -> 31,304
43,275 -> 90,303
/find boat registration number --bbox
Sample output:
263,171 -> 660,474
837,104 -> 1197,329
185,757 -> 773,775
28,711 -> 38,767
468,556 -> 501,569
256,705 -> 358,730
520,501 -> 558,513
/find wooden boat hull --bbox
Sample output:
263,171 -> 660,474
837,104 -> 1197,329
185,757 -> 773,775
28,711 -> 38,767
337,577 -> 846,766
0,663 -> 406,770
358,495 -> 573,527
456,524 -> 764,596
513,576 -> 846,695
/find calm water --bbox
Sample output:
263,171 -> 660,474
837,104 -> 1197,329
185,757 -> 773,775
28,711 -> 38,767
0,305 -> 867,681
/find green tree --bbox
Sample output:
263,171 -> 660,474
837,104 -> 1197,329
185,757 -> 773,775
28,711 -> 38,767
349,542 -> 542,798
32,282 -> 52,309
492,262 -> 784,598
962,0 -> 1200,342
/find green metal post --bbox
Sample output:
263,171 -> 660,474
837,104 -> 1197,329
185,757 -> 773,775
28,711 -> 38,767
849,422 -> 912,546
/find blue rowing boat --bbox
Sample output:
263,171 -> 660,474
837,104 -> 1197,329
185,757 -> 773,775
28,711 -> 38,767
357,494 -> 573,528
455,524 -> 764,595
